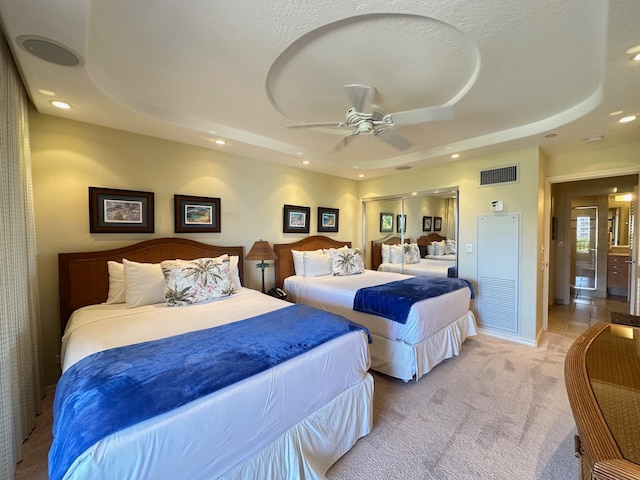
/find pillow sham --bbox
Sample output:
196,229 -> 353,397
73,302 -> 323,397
229,255 -> 242,289
292,249 -> 323,276
403,243 -> 421,264
433,240 -> 447,256
426,244 -> 435,256
445,239 -> 456,255
329,247 -> 364,276
381,243 -> 390,264
161,256 -> 234,306
389,244 -> 403,264
302,251 -> 333,277
123,259 -> 165,308
104,261 -> 125,304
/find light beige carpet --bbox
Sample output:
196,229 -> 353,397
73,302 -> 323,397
326,332 -> 578,480
16,332 -> 578,480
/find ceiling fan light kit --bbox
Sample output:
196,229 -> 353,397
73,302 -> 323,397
287,84 -> 454,152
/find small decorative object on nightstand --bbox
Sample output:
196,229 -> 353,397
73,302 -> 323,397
245,239 -> 278,294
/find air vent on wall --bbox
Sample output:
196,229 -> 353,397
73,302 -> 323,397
479,165 -> 518,187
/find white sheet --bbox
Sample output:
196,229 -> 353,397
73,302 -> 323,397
424,254 -> 456,261
377,257 -> 455,277
59,288 -> 371,479
283,270 -> 471,345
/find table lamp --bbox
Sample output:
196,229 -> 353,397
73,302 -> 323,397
245,239 -> 278,293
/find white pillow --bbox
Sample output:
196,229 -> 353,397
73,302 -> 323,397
329,247 -> 364,276
433,240 -> 447,256
229,255 -> 241,289
104,261 -> 125,304
389,245 -> 403,264
292,249 -> 323,276
123,258 -> 165,308
303,251 -> 333,277
381,244 -> 390,264
161,256 -> 234,306
426,244 -> 435,256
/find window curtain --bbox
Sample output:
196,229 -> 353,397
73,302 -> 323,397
0,29 -> 44,479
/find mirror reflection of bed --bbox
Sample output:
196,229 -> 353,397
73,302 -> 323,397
371,233 -> 457,278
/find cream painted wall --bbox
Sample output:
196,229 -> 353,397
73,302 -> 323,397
29,111 -> 359,386
358,146 -> 544,344
546,141 -> 640,179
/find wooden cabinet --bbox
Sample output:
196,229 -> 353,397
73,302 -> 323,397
565,322 -> 640,479
607,254 -> 630,295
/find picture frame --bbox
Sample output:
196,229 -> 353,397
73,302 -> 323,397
317,207 -> 339,233
434,216 -> 443,232
380,212 -> 394,233
174,194 -> 221,233
89,187 -> 154,233
397,214 -> 407,233
423,216 -> 432,232
283,204 -> 310,233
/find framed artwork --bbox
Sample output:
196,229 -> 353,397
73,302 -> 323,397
283,204 -> 310,233
423,216 -> 432,232
397,214 -> 407,233
174,194 -> 221,233
380,212 -> 393,233
317,207 -> 339,233
434,216 -> 443,232
89,187 -> 154,233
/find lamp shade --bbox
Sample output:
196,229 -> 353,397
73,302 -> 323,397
245,240 -> 278,261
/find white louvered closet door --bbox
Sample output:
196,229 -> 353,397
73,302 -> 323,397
477,214 -> 520,334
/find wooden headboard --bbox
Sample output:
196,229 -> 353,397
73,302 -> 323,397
370,235 -> 411,270
416,233 -> 446,246
273,236 -> 351,289
58,238 -> 244,334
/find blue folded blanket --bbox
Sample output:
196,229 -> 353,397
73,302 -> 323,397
49,304 -> 370,480
353,276 -> 474,324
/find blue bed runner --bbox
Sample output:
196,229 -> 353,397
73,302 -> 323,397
353,276 -> 474,324
49,304 -> 371,480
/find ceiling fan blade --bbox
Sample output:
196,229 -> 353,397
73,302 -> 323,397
287,121 -> 349,129
375,129 -> 412,151
383,105 -> 454,126
344,84 -> 374,113
330,131 -> 359,153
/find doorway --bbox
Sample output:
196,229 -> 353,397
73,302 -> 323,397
570,205 -> 598,291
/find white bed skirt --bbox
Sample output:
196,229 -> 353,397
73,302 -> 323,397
221,373 -> 374,480
369,311 -> 477,382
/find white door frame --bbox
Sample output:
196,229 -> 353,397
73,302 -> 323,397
543,167 -> 640,331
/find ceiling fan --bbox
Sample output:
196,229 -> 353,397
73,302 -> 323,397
287,84 -> 454,152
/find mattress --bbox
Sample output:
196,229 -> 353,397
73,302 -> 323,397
377,257 -> 455,277
284,270 -> 471,345
57,288 -> 371,479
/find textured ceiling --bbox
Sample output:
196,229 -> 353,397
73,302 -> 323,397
0,0 -> 638,179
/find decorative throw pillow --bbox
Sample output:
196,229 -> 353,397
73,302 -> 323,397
329,247 -> 364,276
403,243 -> 421,264
389,244 -> 403,264
434,240 -> 447,256
445,239 -> 456,255
123,259 -> 166,308
302,251 -> 333,277
105,261 -> 125,304
161,256 -> 234,306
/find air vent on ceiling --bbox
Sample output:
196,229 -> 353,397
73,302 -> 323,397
479,165 -> 519,187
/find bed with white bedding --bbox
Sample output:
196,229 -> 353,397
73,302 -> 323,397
53,238 -> 372,480
274,236 -> 476,382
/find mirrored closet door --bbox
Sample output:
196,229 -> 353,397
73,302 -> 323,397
362,189 -> 458,276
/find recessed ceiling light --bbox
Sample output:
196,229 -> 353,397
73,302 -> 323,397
619,115 -> 637,123
357,174 -> 365,178
444,146 -> 453,150
450,153 -> 460,159
38,89 -> 56,96
297,152 -> 304,155
411,192 -> 417,196
609,110 -> 624,116
302,160 -> 310,165
214,139 -> 226,145
50,100 -> 71,109
583,135 -> 604,143
626,44 -> 640,61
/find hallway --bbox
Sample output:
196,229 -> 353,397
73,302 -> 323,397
548,292 -> 630,338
